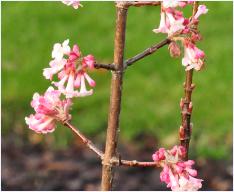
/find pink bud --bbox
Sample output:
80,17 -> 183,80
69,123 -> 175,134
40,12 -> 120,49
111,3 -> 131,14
194,5 -> 208,19
179,126 -> 185,140
191,33 -> 202,42
168,41 -> 181,58
178,146 -> 186,157
82,54 -> 95,69
185,160 -> 195,166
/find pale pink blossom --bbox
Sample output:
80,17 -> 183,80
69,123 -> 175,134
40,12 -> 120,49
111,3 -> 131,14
152,145 -> 203,191
162,0 -> 188,8
82,55 -> 95,69
43,59 -> 67,80
153,8 -> 185,36
153,12 -> 169,34
62,0 -> 83,9
25,114 -> 56,134
182,41 -> 205,71
25,87 -> 72,134
153,1 -> 208,72
194,5 -> 208,19
79,74 -> 93,96
43,39 -> 96,98
52,39 -> 70,60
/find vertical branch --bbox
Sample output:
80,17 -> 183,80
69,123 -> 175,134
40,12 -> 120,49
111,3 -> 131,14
179,2 -> 199,160
101,2 -> 128,190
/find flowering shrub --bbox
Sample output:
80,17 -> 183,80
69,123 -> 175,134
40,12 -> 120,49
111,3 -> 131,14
25,1 -> 208,191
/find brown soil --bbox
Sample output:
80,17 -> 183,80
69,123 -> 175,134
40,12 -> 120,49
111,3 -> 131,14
1,135 -> 233,191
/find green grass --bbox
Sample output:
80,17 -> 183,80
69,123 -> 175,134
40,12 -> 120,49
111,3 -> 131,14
2,2 -> 232,159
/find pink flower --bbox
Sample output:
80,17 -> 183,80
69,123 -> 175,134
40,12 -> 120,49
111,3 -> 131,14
82,55 -> 95,69
152,148 -> 166,161
52,39 -> 70,60
178,175 -> 203,191
162,0 -> 187,8
62,0 -> 83,9
25,87 -> 72,134
152,145 -> 203,191
153,1 -> 208,72
194,5 -> 208,19
69,44 -> 80,61
153,11 -> 170,34
43,39 -> 96,98
153,7 -> 185,36
182,41 -> 205,71
43,59 -> 67,80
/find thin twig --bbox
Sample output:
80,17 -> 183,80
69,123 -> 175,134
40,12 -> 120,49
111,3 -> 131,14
124,38 -> 171,69
126,1 -> 161,7
94,62 -> 116,71
111,157 -> 158,167
94,39 -> 170,71
180,2 -> 199,160
64,121 -> 159,168
64,121 -> 104,159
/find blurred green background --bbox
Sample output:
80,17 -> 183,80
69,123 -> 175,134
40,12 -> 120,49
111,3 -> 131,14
2,2 -> 232,159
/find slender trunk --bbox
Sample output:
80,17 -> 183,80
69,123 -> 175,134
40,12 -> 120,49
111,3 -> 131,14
179,2 -> 199,160
101,3 -> 128,190
180,70 -> 194,160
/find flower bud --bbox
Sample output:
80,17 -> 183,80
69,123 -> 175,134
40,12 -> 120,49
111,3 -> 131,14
179,126 -> 185,140
168,41 -> 181,58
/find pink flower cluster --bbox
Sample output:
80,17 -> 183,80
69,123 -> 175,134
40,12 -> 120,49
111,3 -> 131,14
43,39 -> 96,98
153,0 -> 208,71
26,39 -> 96,134
152,145 -> 203,191
25,87 -> 72,134
62,0 -> 82,9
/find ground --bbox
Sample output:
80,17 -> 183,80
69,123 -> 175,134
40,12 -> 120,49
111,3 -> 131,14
2,134 -> 232,191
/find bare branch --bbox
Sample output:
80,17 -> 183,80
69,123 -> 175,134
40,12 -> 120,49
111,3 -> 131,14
64,121 -> 104,159
64,121 -> 160,168
124,38 -> 171,69
111,157 -> 158,167
180,1 -> 199,160
94,62 -> 116,71
126,1 -> 161,7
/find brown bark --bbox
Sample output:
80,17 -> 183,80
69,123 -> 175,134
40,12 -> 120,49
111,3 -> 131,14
101,2 -> 128,190
124,38 -> 171,69
94,63 -> 116,71
64,121 -> 160,168
126,1 -> 161,7
179,2 -> 199,160
94,39 -> 170,71
64,121 -> 104,159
